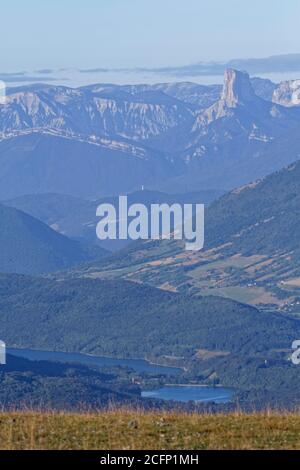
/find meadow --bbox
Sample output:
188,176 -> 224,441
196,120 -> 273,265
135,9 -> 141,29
0,410 -> 299,450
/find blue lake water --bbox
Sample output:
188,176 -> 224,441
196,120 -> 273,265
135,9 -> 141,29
142,386 -> 233,404
8,348 -> 233,403
8,348 -> 181,375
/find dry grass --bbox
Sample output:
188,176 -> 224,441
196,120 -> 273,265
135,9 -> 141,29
0,410 -> 300,450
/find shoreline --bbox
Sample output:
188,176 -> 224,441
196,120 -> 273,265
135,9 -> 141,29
8,347 -> 183,372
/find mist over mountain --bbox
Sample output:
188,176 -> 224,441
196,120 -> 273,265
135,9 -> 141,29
138,54 -> 300,77
13,53 -> 299,86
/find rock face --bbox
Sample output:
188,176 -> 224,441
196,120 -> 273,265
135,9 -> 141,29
221,69 -> 256,107
0,86 -> 193,141
273,80 -> 300,107
194,69 -> 261,125
177,69 -> 300,194
193,68 -> 298,129
250,77 -> 277,102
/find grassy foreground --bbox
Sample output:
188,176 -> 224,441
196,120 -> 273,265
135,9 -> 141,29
0,411 -> 300,450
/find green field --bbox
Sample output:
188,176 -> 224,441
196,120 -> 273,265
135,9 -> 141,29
1,411 -> 300,450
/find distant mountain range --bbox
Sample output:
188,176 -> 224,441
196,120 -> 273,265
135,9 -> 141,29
140,54 -> 300,77
0,204 -> 107,275
1,70 -> 300,199
5,53 -> 300,84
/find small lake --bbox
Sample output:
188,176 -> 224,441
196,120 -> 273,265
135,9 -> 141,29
142,386 -> 233,404
8,348 -> 182,376
8,348 -> 233,404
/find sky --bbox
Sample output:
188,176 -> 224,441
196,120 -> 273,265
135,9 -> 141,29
0,0 -> 299,73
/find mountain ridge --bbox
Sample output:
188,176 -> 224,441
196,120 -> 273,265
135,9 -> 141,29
2,70 -> 300,198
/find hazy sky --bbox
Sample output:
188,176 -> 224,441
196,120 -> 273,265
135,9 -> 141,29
1,0 -> 299,72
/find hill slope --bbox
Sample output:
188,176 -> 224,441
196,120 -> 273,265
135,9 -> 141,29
0,204 -> 107,275
0,132 -> 176,199
0,274 -> 299,357
0,354 -> 143,411
70,158 -> 300,308
1,274 -> 300,407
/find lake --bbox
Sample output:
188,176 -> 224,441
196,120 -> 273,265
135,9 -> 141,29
8,348 -> 181,375
8,348 -> 233,404
142,386 -> 233,404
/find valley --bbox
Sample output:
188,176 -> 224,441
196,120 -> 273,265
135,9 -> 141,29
0,273 -> 299,409
71,157 -> 300,311
3,1 -> 300,453
1,68 -> 300,412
